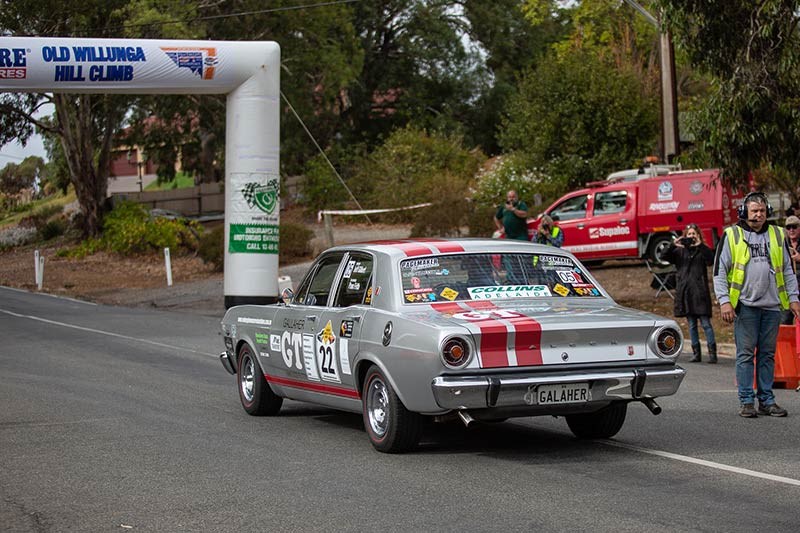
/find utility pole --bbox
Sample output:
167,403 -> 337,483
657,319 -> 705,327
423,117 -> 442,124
622,0 -> 680,163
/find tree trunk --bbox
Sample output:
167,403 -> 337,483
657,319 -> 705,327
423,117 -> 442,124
54,94 -> 123,237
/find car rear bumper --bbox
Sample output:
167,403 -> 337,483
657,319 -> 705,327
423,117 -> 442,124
431,365 -> 685,410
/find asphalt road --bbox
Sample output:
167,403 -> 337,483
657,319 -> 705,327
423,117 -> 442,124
2,287 -> 799,532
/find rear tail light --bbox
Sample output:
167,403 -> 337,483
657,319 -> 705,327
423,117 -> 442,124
441,336 -> 471,368
652,326 -> 682,359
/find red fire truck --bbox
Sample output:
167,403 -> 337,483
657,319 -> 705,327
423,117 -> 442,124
529,168 -> 743,265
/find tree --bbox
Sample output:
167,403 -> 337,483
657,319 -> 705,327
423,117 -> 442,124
656,0 -> 800,188
462,0 -> 566,154
0,156 -> 46,195
500,48 -> 659,189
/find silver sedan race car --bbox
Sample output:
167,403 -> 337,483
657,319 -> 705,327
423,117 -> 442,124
220,239 -> 686,453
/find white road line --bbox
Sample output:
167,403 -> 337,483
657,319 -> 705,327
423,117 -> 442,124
603,440 -> 800,487
0,308 -> 216,357
1,285 -> 98,305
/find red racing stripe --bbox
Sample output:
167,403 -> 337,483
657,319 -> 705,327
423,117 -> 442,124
366,240 -> 436,257
430,302 -> 463,314
416,239 -> 465,254
463,301 -> 543,366
474,320 -> 510,368
266,374 -> 360,399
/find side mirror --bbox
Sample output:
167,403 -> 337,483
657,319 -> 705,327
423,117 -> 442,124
281,288 -> 294,304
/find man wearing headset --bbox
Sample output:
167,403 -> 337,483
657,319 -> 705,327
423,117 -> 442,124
714,192 -> 800,418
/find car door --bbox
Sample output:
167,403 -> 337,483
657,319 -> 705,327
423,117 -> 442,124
585,188 -> 638,259
547,192 -> 590,258
314,252 -> 374,392
269,252 -> 346,385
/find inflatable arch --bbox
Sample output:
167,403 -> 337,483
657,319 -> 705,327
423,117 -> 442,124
0,37 -> 281,307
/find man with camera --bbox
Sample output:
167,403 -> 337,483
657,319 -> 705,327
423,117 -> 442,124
714,192 -> 800,418
534,214 -> 563,247
665,224 -> 716,363
494,190 -> 529,241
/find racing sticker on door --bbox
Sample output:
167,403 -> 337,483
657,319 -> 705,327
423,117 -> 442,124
315,320 -> 341,383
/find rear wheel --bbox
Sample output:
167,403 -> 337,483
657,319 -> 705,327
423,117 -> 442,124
362,366 -> 423,453
238,344 -> 283,416
565,402 -> 627,439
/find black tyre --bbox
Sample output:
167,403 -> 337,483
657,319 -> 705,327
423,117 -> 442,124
362,366 -> 423,453
238,344 -> 283,416
565,402 -> 627,439
648,234 -> 674,266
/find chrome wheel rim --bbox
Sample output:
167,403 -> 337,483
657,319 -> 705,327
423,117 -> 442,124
240,356 -> 255,402
366,376 -> 389,437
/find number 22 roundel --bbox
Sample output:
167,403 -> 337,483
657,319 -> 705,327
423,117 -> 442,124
316,320 -> 340,383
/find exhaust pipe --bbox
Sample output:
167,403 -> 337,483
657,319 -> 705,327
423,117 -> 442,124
642,398 -> 662,415
457,410 -> 475,427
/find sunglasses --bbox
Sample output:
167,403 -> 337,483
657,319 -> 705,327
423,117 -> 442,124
788,225 -> 799,230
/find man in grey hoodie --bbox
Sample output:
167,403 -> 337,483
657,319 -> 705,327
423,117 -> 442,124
714,192 -> 800,418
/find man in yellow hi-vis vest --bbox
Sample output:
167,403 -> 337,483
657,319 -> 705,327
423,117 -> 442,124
714,192 -> 800,418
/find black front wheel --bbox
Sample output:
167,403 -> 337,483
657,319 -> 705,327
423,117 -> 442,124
362,366 -> 423,453
565,402 -> 627,439
238,344 -> 283,416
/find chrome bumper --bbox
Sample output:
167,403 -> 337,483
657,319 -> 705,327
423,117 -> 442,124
219,351 -> 236,375
431,366 -> 685,410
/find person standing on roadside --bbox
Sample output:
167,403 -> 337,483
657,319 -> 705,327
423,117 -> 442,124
666,224 -> 716,363
714,192 -> 800,418
494,190 -> 529,241
534,215 -> 563,247
782,215 -> 800,324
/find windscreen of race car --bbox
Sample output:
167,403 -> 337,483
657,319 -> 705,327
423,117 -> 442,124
399,253 -> 604,303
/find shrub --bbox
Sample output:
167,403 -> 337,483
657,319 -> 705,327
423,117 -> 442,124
101,201 -> 199,255
198,225 -> 224,271
0,225 -> 38,250
352,126 -> 486,222
279,222 -> 313,263
39,218 -> 67,241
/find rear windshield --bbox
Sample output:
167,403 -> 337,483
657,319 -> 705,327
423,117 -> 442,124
399,253 -> 603,304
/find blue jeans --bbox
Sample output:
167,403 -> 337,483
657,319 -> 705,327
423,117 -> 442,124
734,305 -> 781,406
687,315 -> 716,347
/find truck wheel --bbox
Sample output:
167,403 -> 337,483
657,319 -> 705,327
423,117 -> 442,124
565,402 -> 627,439
648,234 -> 674,266
238,344 -> 283,416
362,366 -> 423,453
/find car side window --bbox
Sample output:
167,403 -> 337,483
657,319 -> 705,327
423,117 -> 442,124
294,253 -> 344,306
333,253 -> 373,307
550,194 -> 588,221
593,191 -> 627,215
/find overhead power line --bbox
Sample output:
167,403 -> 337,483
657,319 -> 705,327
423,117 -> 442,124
80,0 -> 362,36
280,91 -> 370,224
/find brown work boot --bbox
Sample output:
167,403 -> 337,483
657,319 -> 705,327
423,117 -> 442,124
757,403 -> 788,417
739,404 -> 758,418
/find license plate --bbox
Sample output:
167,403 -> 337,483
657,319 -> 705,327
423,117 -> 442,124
536,383 -> 591,405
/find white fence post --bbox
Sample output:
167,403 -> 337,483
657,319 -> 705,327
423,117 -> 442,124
36,255 -> 44,290
34,250 -> 40,287
164,248 -> 173,287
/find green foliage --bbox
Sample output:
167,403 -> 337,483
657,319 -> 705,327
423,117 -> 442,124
100,201 -> 199,254
39,218 -> 67,241
352,126 -> 486,222
301,154 -> 352,213
198,225 -> 224,272
278,223 -> 314,264
144,172 -> 195,191
0,156 -> 46,195
500,48 -> 659,189
657,0 -> 800,188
